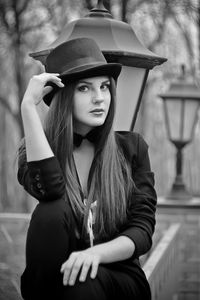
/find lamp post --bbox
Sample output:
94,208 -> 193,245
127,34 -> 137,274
30,0 -> 166,131
159,65 -> 200,200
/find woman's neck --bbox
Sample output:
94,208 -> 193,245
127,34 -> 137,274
73,124 -> 94,136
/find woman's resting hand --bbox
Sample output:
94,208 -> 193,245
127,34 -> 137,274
60,249 -> 101,286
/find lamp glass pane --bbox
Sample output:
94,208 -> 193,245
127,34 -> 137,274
164,99 -> 182,141
183,100 -> 200,141
114,66 -> 146,131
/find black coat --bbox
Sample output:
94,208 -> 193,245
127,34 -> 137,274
18,131 -> 157,259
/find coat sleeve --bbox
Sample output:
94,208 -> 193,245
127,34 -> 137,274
17,149 -> 66,202
118,133 -> 157,258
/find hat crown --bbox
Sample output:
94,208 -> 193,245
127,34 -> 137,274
46,38 -> 106,74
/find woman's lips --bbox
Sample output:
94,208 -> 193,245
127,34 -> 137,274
90,108 -> 104,113
90,108 -> 105,116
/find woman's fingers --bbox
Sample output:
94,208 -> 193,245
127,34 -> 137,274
79,260 -> 92,282
32,73 -> 64,88
68,257 -> 87,285
61,251 -> 100,286
44,76 -> 65,88
90,259 -> 99,279
61,255 -> 75,286
42,86 -> 53,97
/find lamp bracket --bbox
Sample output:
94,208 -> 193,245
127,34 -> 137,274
170,140 -> 189,149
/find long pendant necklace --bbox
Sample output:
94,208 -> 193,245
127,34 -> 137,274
84,199 -> 97,247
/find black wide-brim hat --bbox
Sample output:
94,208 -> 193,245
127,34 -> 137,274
43,37 -> 122,106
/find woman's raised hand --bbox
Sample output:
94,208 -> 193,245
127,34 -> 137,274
60,249 -> 101,286
22,73 -> 64,106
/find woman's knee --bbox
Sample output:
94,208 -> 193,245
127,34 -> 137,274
32,198 -> 71,228
63,276 -> 107,300
26,198 -> 74,264
63,266 -> 113,300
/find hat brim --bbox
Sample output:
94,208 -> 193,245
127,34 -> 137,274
43,63 -> 122,106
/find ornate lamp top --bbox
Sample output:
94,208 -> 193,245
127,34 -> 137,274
30,1 -> 167,69
160,65 -> 200,100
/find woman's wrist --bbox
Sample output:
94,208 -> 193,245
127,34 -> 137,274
86,236 -> 135,264
21,98 -> 36,110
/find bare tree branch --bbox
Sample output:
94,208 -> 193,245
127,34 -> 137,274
0,2 -> 10,31
23,19 -> 50,34
147,5 -> 168,51
0,97 -> 13,116
84,0 -> 93,10
121,0 -> 128,22
103,0 -> 111,11
172,15 -> 195,72
0,96 -> 23,137
128,0 -> 151,14
18,0 -> 31,16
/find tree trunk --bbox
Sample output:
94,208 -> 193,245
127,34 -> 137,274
198,1 -> 200,69
0,108 -> 8,211
103,0 -> 111,11
121,0 -> 128,22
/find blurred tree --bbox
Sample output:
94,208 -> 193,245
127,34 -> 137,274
0,0 -> 77,138
126,0 -> 200,196
0,108 -> 8,210
197,0 -> 200,68
126,0 -> 198,70
0,0 -> 84,211
121,0 -> 129,21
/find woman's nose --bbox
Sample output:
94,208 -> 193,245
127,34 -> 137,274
92,89 -> 104,103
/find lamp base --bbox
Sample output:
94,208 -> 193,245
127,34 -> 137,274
166,182 -> 192,201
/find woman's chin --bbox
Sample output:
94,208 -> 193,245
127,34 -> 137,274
74,116 -> 107,133
90,119 -> 105,127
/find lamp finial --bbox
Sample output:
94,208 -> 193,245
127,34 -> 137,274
97,0 -> 105,9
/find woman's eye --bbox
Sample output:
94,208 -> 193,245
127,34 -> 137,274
101,83 -> 110,91
77,85 -> 89,92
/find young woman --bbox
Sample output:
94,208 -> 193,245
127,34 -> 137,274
18,37 -> 157,300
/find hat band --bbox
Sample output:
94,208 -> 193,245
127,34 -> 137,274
59,57 -> 106,74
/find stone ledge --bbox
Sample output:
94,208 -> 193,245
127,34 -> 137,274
143,223 -> 181,279
157,197 -> 200,209
0,213 -> 31,220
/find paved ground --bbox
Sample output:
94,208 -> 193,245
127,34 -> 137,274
0,215 -> 29,300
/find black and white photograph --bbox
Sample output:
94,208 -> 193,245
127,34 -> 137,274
0,0 -> 200,299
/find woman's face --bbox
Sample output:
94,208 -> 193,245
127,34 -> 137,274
73,76 -> 111,135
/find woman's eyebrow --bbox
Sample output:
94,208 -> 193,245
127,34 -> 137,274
102,80 -> 110,84
78,79 -> 110,85
78,80 -> 92,85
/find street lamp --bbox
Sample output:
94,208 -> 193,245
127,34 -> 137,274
30,0 -> 166,131
159,65 -> 200,200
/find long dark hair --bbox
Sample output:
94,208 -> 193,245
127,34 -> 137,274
19,77 -> 135,241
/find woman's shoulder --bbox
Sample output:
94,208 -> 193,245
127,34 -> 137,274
115,131 -> 148,147
115,131 -> 149,160
115,130 -> 138,140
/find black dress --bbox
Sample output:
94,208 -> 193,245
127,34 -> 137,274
17,131 -> 157,300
